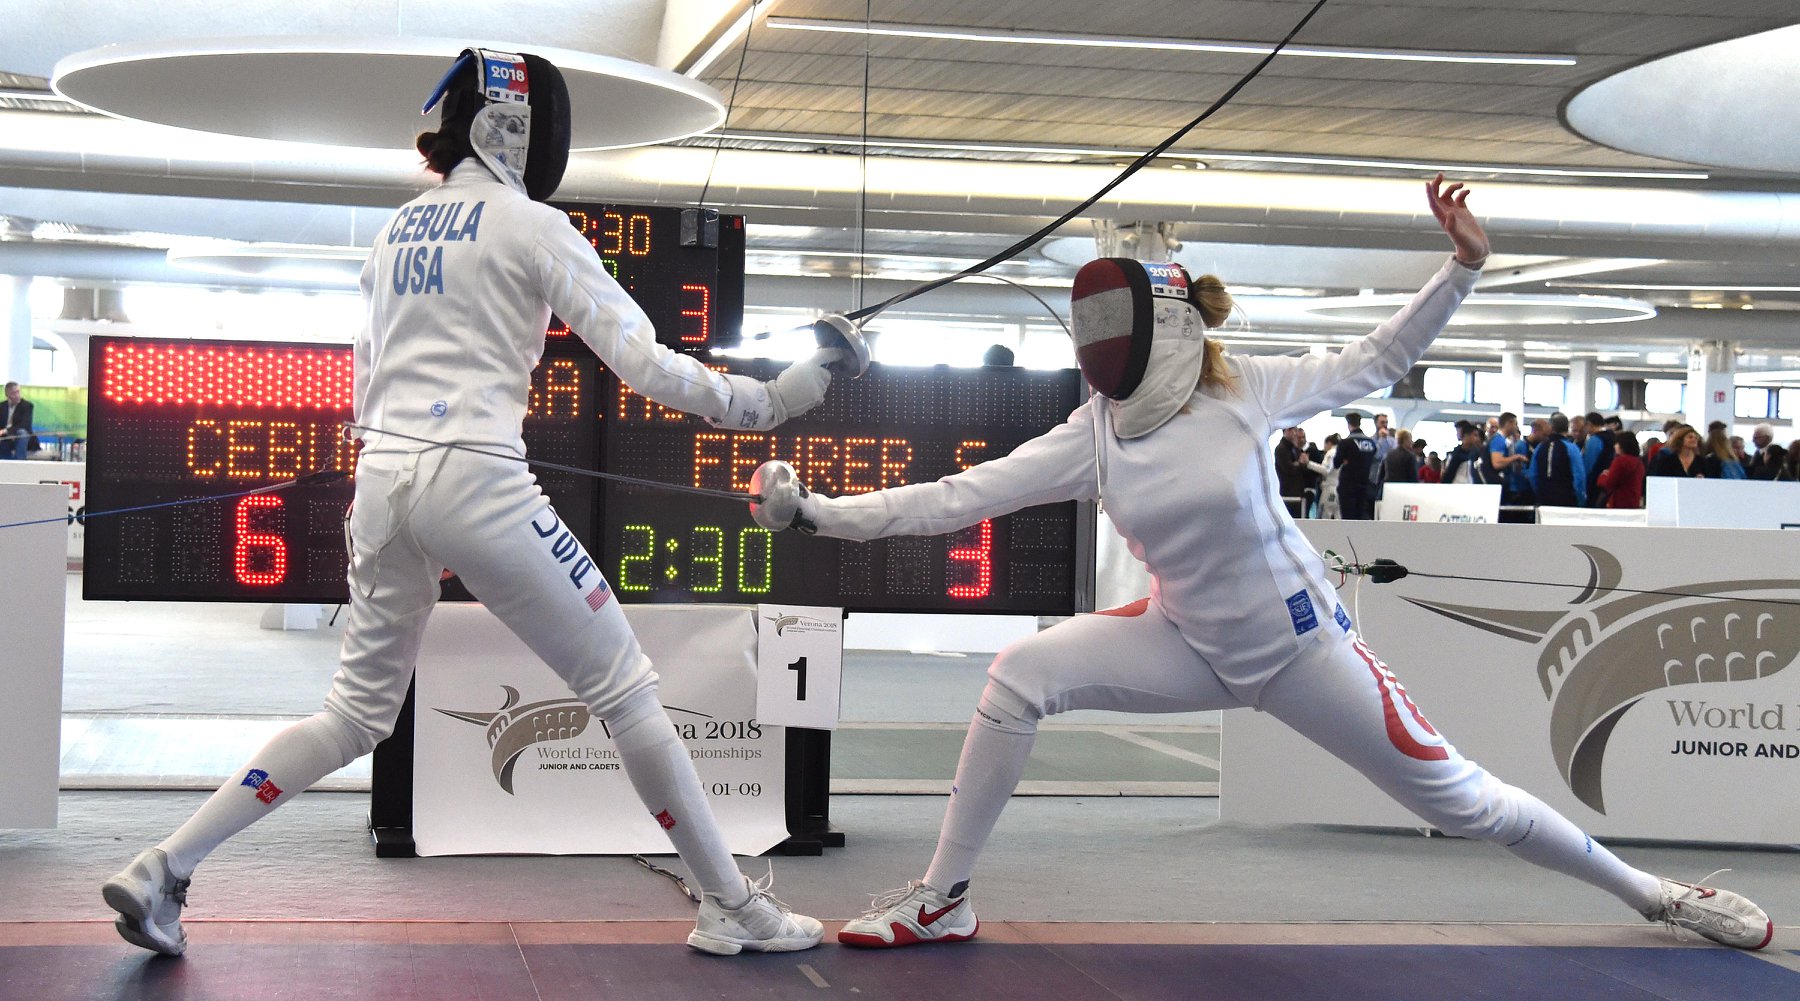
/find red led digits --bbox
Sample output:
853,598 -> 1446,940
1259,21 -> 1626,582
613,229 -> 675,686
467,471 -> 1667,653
233,495 -> 288,586
679,284 -> 710,344
100,342 -> 352,410
946,519 -> 993,599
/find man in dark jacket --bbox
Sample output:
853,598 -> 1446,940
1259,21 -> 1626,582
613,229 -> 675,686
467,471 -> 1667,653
1533,412 -> 1587,507
1273,427 -> 1321,518
1335,412 -> 1379,520
3,382 -> 33,460
1581,411 -> 1614,505
1442,421 -> 1491,484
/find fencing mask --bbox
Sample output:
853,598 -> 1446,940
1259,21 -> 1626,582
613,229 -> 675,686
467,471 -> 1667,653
1070,258 -> 1209,439
422,48 -> 572,201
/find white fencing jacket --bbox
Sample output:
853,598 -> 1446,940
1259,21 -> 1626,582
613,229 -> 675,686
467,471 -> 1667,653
809,257 -> 1480,699
355,161 -> 755,454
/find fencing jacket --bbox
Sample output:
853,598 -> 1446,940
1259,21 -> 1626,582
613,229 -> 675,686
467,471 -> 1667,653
808,257 -> 1479,699
356,161 -> 747,454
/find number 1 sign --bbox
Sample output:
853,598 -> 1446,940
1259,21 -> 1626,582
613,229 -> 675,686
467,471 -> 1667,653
755,604 -> 844,730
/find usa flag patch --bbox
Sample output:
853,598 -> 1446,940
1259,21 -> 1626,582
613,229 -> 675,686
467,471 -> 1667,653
586,580 -> 612,611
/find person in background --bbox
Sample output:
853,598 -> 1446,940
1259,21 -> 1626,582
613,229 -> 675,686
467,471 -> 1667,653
1419,448 -> 1442,483
1705,426 -> 1746,479
1442,421 -> 1490,485
1487,412 -> 1530,503
1382,428 -> 1419,486
1648,423 -> 1706,478
1644,436 -> 1663,463
1336,412 -> 1379,520
1581,411 -> 1614,506
981,344 -> 1016,367
1747,425 -> 1778,480
1274,427 -> 1321,519
1779,441 -> 1799,482
2,382 -> 33,460
1646,419 -> 1680,465
1532,413 -> 1586,507
1373,412 -> 1397,464
1597,432 -> 1645,509
1313,433 -> 1342,518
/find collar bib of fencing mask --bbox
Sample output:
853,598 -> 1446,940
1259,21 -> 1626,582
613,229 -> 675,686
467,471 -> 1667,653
1070,258 -> 1208,439
422,48 -> 571,201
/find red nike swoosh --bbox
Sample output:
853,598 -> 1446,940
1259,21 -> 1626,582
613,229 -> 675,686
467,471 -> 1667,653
917,900 -> 962,927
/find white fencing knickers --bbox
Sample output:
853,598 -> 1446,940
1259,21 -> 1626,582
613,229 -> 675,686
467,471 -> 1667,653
156,447 -> 749,902
924,596 -> 1661,913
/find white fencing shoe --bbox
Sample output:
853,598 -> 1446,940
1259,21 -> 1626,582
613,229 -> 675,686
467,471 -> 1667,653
1646,874 -> 1774,950
687,872 -> 824,955
838,880 -> 978,948
102,848 -> 190,956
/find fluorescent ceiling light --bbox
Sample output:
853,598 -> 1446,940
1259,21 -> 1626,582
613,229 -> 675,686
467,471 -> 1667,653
767,17 -> 1578,66
1546,281 -> 1800,292
0,89 -> 72,103
685,3 -> 761,78
714,130 -> 1706,180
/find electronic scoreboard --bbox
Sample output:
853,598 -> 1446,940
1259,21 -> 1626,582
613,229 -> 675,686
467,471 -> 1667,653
84,203 -> 1093,614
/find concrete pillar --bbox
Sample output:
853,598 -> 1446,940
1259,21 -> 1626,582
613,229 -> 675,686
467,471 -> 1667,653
6,276 -> 31,384
1566,356 -> 1597,418
1500,348 -> 1527,418
1686,340 -> 1736,430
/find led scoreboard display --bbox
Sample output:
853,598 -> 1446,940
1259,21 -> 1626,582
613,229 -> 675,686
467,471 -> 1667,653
84,200 -> 1093,614
601,359 -> 1089,614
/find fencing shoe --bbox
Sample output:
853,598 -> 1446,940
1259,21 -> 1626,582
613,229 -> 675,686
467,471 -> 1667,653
1645,874 -> 1773,950
687,871 -> 824,955
838,880 -> 978,948
102,848 -> 190,956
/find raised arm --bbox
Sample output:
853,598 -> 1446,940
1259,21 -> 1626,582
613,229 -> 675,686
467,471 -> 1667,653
1236,176 -> 1489,430
751,402 -> 1100,540
531,210 -> 839,430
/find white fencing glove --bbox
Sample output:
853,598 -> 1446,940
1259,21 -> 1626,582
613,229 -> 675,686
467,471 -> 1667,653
748,460 -> 820,534
711,348 -> 846,431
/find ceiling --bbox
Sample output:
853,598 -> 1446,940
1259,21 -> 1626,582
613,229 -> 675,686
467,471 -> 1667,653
1,0 -> 1798,379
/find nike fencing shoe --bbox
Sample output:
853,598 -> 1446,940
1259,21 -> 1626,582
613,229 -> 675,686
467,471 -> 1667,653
838,880 -> 978,948
102,848 -> 190,956
1646,874 -> 1774,950
687,871 -> 824,955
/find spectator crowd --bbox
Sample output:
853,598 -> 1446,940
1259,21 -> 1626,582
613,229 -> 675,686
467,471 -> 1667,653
1275,409 -> 1799,520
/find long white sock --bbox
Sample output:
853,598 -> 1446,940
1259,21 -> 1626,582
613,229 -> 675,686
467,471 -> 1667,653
157,712 -> 360,878
1494,785 -> 1664,915
609,689 -> 748,907
923,690 -> 1037,895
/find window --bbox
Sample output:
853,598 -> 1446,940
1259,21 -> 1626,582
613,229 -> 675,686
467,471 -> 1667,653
1471,370 -> 1505,404
1644,380 -> 1685,414
1736,387 -> 1773,419
1779,388 -> 1799,420
1423,368 -> 1467,402
1592,378 -> 1618,411
1526,374 -> 1564,407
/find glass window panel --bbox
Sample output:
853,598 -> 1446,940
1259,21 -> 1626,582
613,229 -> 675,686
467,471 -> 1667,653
1471,370 -> 1504,404
1644,380 -> 1684,414
1423,368 -> 1467,402
1592,378 -> 1618,411
1526,374 -> 1564,407
1736,387 -> 1771,419
1779,388 -> 1799,420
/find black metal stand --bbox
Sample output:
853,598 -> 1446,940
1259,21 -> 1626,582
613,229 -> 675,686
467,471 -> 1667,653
367,682 -> 417,858
773,727 -> 845,856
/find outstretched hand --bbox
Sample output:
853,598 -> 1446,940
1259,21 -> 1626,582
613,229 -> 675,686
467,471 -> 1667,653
1427,172 -> 1488,269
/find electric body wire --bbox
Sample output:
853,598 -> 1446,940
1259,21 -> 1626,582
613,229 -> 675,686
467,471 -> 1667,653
0,468 -> 344,532
837,0 -> 1333,325
341,423 -> 756,502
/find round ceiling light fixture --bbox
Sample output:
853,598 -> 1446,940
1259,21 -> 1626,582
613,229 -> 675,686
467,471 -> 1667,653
1299,293 -> 1656,326
53,35 -> 725,150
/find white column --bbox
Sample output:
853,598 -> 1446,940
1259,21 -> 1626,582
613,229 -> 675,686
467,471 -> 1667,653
6,276 -> 31,384
1686,340 -> 1736,430
1566,356 -> 1597,417
1500,348 -> 1527,418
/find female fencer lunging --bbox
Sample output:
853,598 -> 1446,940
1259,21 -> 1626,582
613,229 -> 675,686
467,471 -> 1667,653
750,175 -> 1772,951
103,47 -> 836,957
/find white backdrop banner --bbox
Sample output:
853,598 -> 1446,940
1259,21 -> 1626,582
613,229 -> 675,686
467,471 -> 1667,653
1646,477 -> 1800,529
0,460 -> 83,560
412,603 -> 787,857
1375,482 -> 1500,524
0,484 -> 65,828
1225,522 -> 1800,845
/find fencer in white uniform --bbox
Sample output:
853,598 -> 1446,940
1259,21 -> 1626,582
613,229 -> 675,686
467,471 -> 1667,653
104,47 -> 830,957
752,177 -> 1773,951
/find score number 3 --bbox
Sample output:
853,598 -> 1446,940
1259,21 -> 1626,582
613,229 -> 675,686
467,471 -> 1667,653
946,518 -> 993,599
